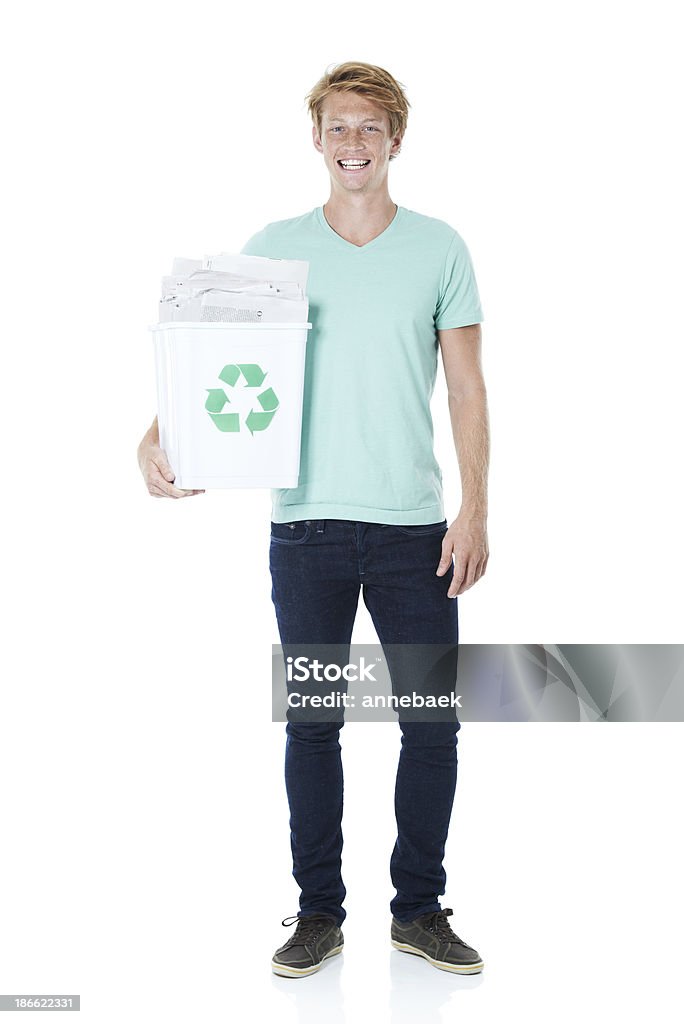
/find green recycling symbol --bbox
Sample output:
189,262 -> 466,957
205,363 -> 279,435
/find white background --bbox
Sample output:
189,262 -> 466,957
2,1 -> 683,1021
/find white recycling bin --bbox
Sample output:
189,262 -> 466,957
149,321 -> 312,489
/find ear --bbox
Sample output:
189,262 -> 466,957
312,122 -> 323,154
390,131 -> 403,158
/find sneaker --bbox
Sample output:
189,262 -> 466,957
271,913 -> 344,978
391,908 -> 484,974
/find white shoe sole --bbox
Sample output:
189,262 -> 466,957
391,939 -> 484,974
271,944 -> 344,978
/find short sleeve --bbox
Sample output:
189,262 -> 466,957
434,230 -> 484,329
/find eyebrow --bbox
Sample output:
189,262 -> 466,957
326,117 -> 383,124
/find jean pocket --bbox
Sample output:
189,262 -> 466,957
391,519 -> 448,537
270,520 -> 312,545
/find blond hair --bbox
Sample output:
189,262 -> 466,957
304,61 -> 410,160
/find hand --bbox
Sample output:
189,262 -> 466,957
137,441 -> 204,499
436,511 -> 489,597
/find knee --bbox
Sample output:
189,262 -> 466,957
399,719 -> 460,752
286,719 -> 344,749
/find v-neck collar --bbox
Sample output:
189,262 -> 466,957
315,203 -> 404,253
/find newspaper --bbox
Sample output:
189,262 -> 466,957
158,252 -> 309,323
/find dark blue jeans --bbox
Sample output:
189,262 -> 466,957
269,518 -> 461,926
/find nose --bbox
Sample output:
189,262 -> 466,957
347,128 -> 369,148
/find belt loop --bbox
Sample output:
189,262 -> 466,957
316,520 -> 325,533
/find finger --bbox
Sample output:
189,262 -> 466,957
148,463 -> 205,497
468,554 -> 487,586
458,554 -> 478,593
462,560 -> 479,592
152,453 -> 176,483
149,481 -> 202,499
171,486 -> 205,496
447,559 -> 467,598
435,542 -> 454,576
147,467 -> 196,498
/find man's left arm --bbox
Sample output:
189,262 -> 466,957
436,323 -> 490,596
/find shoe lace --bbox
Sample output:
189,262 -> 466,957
422,908 -> 462,944
281,914 -> 333,944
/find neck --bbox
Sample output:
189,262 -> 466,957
322,192 -> 398,244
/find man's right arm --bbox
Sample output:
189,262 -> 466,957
137,417 -> 204,498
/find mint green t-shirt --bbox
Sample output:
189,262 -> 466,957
240,205 -> 484,525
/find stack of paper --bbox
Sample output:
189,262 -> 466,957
158,252 -> 309,324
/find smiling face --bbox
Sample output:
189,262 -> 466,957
312,91 -> 402,194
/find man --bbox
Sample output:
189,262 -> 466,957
137,61 -> 490,978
